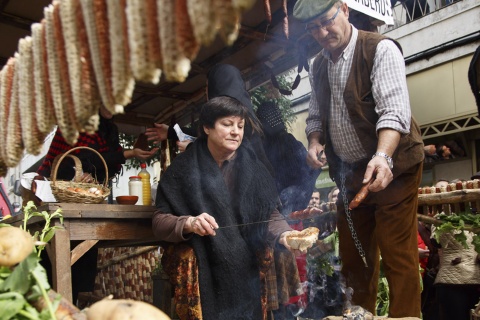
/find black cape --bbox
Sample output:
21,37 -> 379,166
156,138 -> 278,319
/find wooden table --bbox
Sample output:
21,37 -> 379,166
6,203 -> 157,302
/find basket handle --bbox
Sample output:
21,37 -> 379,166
51,146 -> 109,188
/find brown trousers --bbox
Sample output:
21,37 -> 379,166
335,161 -> 422,318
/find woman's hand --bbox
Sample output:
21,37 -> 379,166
419,248 -> 430,259
279,231 -> 304,257
176,140 -> 192,153
78,172 -> 96,183
185,213 -> 219,236
145,123 -> 169,144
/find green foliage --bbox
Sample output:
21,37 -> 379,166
0,252 -> 58,320
433,212 -> 480,254
0,201 -> 65,319
250,73 -> 297,130
22,202 -> 63,258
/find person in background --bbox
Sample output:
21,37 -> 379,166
145,64 -> 272,173
327,186 -> 339,204
293,0 -> 425,317
37,106 -> 158,183
255,101 -> 320,319
36,105 -> 158,305
152,97 -> 298,319
309,189 -> 321,208
435,143 -> 452,160
433,229 -> 480,320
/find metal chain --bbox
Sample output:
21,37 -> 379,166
340,163 -> 368,268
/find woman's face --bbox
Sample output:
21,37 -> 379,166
204,115 -> 244,154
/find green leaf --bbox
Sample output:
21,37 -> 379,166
41,228 -> 56,244
454,231 -> 468,249
0,253 -> 38,295
0,292 -> 26,320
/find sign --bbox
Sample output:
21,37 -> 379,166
315,169 -> 336,189
345,0 -> 394,25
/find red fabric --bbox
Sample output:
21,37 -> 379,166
286,221 -> 308,305
0,179 -> 11,216
418,232 -> 428,277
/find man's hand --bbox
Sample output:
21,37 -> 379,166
364,156 -> 393,192
307,142 -> 326,169
145,123 -> 169,144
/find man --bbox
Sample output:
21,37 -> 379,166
293,0 -> 425,317
309,189 -> 321,208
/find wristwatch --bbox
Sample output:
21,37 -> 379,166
373,152 -> 393,170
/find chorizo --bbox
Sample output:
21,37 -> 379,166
348,179 -> 373,210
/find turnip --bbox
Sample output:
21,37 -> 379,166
86,298 -> 170,320
0,226 -> 34,267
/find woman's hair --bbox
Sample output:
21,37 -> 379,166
328,186 -> 339,202
197,96 -> 258,139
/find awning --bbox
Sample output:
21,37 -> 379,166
345,0 -> 394,25
315,168 -> 336,189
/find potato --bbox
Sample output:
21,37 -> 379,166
86,299 -> 170,320
0,226 -> 34,267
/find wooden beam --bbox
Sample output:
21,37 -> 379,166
0,11 -> 35,31
70,240 -> 98,266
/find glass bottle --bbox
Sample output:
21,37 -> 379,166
128,176 -> 143,205
138,163 -> 152,206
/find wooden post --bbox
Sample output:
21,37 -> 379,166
51,220 -> 73,302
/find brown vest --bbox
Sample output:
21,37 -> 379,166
312,30 -> 424,178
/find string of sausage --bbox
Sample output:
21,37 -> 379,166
348,178 -> 374,210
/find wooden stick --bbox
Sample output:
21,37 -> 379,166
418,189 -> 480,205
97,246 -> 158,270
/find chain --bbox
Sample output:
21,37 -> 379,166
340,163 -> 368,268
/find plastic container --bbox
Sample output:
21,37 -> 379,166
128,176 -> 143,206
138,163 -> 152,206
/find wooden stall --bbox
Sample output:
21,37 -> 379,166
5,202 -> 156,302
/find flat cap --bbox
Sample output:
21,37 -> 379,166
293,0 -> 338,23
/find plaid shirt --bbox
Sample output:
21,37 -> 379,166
37,122 -> 124,182
306,26 -> 411,163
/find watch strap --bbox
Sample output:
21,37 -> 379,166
373,152 -> 393,169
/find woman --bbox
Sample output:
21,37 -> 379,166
145,64 -> 272,173
152,96 -> 296,320
37,106 -> 158,183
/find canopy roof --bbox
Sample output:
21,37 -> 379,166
0,0 -> 328,135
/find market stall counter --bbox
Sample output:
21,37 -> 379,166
4,202 -> 156,303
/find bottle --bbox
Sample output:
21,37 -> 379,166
128,176 -> 143,205
138,163 -> 152,206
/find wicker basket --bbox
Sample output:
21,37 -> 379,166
50,146 -> 111,204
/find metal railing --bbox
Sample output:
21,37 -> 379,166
379,0 -> 460,31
